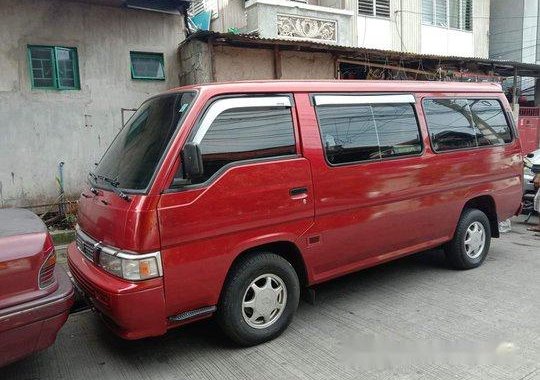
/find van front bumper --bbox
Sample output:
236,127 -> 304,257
67,242 -> 167,340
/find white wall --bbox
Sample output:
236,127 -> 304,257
522,0 -> 538,63
357,16 -> 393,50
421,25 -> 474,56
0,0 -> 183,207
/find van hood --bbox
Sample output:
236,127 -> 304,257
77,185 -> 161,253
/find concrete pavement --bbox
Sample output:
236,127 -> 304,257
2,216 -> 539,380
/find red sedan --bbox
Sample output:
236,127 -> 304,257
0,208 -> 74,367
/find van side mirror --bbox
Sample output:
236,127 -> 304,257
182,142 -> 204,179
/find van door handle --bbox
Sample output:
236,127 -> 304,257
289,187 -> 308,197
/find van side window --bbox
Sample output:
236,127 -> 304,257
316,105 -> 380,163
192,106 -> 296,184
372,104 -> 422,158
315,102 -> 422,164
468,99 -> 512,146
423,99 -> 477,152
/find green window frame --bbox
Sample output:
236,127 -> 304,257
130,52 -> 165,81
27,45 -> 80,90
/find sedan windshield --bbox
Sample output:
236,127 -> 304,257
93,92 -> 195,191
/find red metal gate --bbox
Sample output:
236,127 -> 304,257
518,107 -> 540,154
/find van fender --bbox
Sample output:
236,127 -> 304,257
221,232 -> 312,287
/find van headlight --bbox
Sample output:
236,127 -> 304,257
98,249 -> 162,281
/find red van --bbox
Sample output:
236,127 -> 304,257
68,81 -> 522,346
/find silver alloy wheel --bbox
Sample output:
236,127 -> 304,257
242,273 -> 287,329
464,221 -> 486,259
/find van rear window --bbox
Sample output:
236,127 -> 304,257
315,103 -> 422,165
423,98 -> 512,152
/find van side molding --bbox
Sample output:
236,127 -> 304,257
313,94 -> 415,106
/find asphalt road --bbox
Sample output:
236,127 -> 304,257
2,216 -> 539,380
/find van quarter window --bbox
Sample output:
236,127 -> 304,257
315,102 -> 422,164
423,98 -> 477,151
188,104 -> 296,184
468,99 -> 512,146
423,98 -> 512,152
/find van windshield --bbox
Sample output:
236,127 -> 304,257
92,92 -> 195,191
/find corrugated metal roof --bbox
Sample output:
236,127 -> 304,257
182,30 -> 540,77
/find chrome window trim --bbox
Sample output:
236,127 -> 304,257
313,94 -> 416,106
192,96 -> 292,144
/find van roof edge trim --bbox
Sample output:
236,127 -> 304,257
193,96 -> 291,144
314,94 -> 416,106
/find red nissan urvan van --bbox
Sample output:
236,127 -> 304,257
68,81 -> 522,346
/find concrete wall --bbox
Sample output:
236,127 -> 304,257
421,25 -> 475,56
214,46 -> 274,81
0,0 -> 183,207
490,0 -> 525,61
212,46 -> 335,81
179,40 -> 212,86
357,16 -> 393,50
178,40 -> 335,84
522,0 -> 538,63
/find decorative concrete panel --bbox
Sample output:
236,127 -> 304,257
246,1 -> 353,46
277,14 -> 337,42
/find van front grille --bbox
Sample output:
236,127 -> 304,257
76,229 -> 98,263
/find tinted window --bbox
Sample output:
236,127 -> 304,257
316,105 -> 380,164
372,104 -> 422,158
468,99 -> 512,146
423,99 -> 477,151
192,106 -> 296,184
316,103 -> 421,164
94,92 -> 195,190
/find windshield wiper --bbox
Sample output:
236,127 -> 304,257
90,173 -> 131,202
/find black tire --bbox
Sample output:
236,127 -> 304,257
445,208 -> 491,270
216,252 -> 300,346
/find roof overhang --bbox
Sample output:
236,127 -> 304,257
66,0 -> 192,13
182,31 -> 540,78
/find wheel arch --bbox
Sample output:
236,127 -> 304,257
462,195 -> 499,238
225,240 -> 309,288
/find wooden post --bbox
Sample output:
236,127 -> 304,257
273,45 -> 282,79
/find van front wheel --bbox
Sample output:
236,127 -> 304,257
445,208 -> 491,269
217,253 -> 300,346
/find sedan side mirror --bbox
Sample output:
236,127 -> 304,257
182,142 -> 204,179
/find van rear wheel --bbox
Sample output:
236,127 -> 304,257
217,252 -> 300,346
445,208 -> 491,269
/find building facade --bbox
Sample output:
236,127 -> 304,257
199,0 -> 490,57
489,0 -> 538,64
0,0 -> 185,207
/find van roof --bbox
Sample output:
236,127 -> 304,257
170,80 -> 503,95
